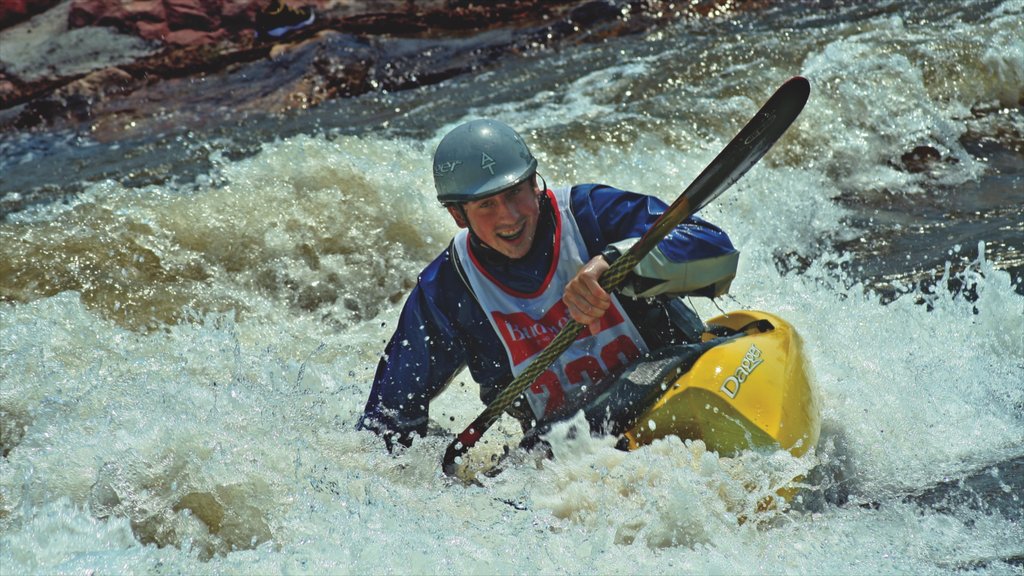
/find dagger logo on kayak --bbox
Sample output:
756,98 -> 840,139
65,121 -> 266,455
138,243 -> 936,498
720,343 -> 764,399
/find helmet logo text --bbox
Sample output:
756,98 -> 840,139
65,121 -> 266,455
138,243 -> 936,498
480,152 -> 496,175
435,160 -> 462,174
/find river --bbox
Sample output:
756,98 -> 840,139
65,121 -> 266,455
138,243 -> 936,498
2,0 -> 1023,573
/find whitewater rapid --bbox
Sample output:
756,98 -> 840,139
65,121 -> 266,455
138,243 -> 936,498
2,0 -> 1023,573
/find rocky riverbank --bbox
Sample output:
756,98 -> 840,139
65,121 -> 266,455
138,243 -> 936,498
0,0 -> 770,142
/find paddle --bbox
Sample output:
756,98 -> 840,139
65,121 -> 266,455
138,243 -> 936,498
442,76 -> 811,477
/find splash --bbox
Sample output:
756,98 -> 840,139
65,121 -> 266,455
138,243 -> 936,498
510,414 -> 817,548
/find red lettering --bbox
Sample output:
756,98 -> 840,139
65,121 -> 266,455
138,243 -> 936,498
494,303 -> 570,364
494,302 -> 627,365
600,335 -> 643,374
526,337 -> 646,419
530,369 -> 564,415
565,355 -> 604,389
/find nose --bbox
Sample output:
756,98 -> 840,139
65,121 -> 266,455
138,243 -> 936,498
495,195 -> 521,221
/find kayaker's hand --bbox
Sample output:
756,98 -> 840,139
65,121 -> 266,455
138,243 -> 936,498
564,255 -> 612,335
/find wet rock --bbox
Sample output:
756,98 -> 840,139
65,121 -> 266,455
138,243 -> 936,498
900,145 -> 942,173
0,407 -> 30,458
569,1 -> 621,27
1,0 -> 776,139
19,67 -> 135,127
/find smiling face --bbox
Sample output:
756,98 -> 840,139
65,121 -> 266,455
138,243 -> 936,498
447,178 -> 541,259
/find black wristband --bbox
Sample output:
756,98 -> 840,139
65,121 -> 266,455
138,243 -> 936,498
600,244 -> 622,266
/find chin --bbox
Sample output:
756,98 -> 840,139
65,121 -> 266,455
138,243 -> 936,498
503,235 -> 535,259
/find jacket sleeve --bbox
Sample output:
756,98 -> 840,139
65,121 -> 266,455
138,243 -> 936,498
357,263 -> 467,450
571,184 -> 739,298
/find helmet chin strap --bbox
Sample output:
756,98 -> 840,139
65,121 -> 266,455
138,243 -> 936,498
456,204 -> 476,238
449,203 -> 487,248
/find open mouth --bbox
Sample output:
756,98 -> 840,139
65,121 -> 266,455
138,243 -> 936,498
496,222 -> 526,242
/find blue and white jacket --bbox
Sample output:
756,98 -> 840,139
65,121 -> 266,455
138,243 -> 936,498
358,184 -> 738,447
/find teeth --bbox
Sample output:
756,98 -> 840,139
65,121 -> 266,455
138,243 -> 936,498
498,223 -> 525,240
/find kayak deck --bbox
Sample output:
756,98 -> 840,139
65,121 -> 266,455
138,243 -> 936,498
623,310 -> 820,459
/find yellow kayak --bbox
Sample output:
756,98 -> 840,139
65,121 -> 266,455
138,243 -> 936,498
527,310 -> 820,500
623,310 -> 821,461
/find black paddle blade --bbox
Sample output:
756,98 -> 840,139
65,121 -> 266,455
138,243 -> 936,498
687,75 -> 810,215
629,76 -> 810,260
441,76 -> 811,477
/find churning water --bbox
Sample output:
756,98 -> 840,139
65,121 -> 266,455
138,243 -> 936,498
2,0 -> 1022,573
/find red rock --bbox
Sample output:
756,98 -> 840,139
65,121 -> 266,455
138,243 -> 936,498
0,0 -> 61,29
164,0 -> 219,31
124,1 -> 167,25
68,0 -> 243,44
0,0 -> 30,28
5,0 -> 778,137
164,27 -> 226,44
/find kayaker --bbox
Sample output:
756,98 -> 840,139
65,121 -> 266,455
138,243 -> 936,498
358,119 -> 739,450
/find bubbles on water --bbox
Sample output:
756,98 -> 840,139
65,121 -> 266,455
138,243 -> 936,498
735,242 -> 1024,499
797,11 -> 1006,194
1,132 -> 454,332
87,456 -> 273,560
514,414 -> 816,550
0,291 -> 386,568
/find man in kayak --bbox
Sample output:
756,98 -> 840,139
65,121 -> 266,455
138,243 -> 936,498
358,119 -> 739,450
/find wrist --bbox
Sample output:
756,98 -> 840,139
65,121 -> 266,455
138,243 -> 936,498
600,244 -> 622,266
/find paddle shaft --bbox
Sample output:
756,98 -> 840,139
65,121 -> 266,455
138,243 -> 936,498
442,76 -> 811,476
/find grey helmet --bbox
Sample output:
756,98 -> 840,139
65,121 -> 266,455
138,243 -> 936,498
433,119 -> 538,204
